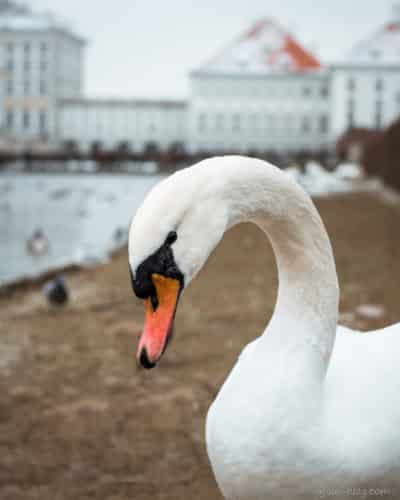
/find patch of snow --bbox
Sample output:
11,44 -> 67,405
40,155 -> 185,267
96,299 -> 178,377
284,165 -> 303,183
344,22 -> 400,66
0,14 -> 52,30
356,304 -> 385,319
285,162 -> 367,196
377,184 -> 400,206
286,162 -> 344,195
334,163 -> 362,180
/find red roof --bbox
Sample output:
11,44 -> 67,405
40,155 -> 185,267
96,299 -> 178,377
386,22 -> 400,32
195,18 -> 321,75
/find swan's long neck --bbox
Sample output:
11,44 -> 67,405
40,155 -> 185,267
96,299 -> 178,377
208,157 -> 339,374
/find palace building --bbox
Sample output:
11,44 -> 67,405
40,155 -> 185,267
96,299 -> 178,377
0,2 -> 399,153
188,18 -> 331,153
0,0 -> 85,145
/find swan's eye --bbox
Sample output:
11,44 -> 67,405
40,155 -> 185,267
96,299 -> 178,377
165,231 -> 177,246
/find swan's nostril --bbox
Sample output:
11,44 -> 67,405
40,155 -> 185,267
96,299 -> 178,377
139,348 -> 157,369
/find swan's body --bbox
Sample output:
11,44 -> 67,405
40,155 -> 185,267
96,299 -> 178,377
207,323 -> 400,499
128,156 -> 400,499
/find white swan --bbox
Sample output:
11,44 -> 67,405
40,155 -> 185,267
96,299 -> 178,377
128,156 -> 400,500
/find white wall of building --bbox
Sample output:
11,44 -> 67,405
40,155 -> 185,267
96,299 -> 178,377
58,99 -> 187,152
188,72 -> 331,153
0,7 -> 85,145
331,66 -> 400,139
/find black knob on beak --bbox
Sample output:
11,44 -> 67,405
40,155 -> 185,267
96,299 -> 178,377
139,347 -> 156,369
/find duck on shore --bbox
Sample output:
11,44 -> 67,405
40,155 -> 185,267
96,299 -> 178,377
43,275 -> 69,306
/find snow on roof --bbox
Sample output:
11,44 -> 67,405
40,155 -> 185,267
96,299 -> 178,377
0,12 -> 55,30
194,18 -> 322,76
0,5 -> 85,43
344,20 -> 400,66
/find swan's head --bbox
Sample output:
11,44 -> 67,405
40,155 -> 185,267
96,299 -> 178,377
128,166 -> 228,369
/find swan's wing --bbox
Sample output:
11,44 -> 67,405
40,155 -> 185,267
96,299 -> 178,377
329,323 -> 400,384
324,323 -> 400,463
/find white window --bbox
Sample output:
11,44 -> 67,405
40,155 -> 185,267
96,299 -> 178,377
215,113 -> 224,131
301,116 -> 311,134
197,113 -> 206,133
6,79 -> 13,96
375,78 -> 383,93
23,111 -> 30,130
232,114 -> 240,132
347,99 -> 355,129
265,114 -> 275,132
347,78 -> 356,92
40,111 -> 47,137
319,115 -> 329,134
6,110 -> 13,129
283,114 -> 293,132
250,113 -> 259,131
375,100 -> 383,129
321,84 -> 329,98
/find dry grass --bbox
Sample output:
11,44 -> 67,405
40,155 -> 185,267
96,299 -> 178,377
0,191 -> 399,500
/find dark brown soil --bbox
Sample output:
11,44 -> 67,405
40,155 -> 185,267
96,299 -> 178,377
0,191 -> 399,500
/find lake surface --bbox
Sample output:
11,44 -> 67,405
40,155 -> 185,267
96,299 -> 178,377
0,162 -> 366,286
0,173 -> 162,285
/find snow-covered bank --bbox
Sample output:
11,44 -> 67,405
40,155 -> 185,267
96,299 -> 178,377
285,161 -> 364,196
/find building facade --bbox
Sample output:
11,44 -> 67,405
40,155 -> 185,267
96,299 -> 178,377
58,98 -> 187,152
330,12 -> 400,138
188,19 -> 332,153
0,2 -> 399,154
0,0 -> 85,145
331,67 -> 400,139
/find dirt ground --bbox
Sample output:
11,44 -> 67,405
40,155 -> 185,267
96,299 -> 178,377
0,190 -> 400,500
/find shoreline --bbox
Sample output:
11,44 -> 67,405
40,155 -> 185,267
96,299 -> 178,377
0,169 -> 164,177
0,245 -> 126,297
3,180 -> 398,297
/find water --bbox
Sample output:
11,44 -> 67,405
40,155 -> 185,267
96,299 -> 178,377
0,173 -> 163,285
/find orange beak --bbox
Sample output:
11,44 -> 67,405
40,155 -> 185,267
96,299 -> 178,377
137,274 -> 181,368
